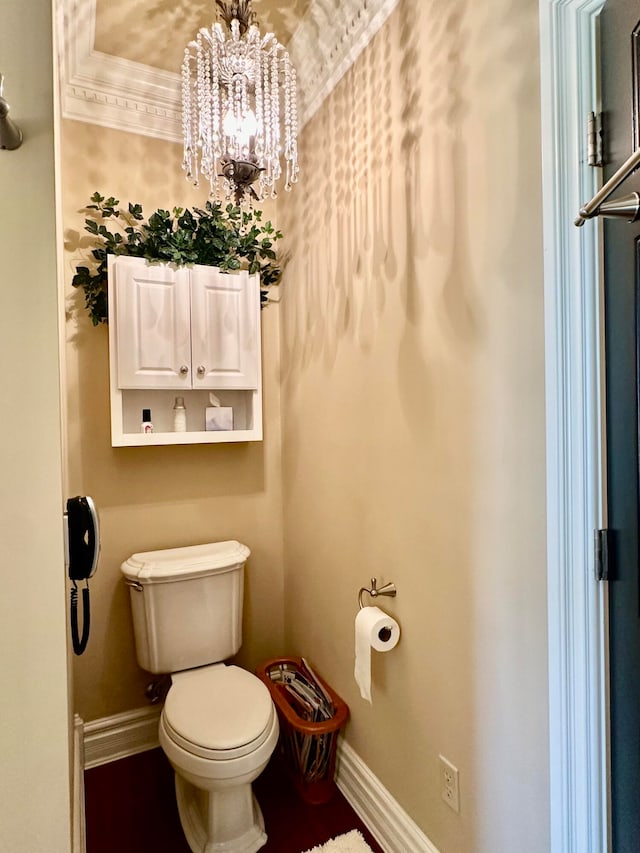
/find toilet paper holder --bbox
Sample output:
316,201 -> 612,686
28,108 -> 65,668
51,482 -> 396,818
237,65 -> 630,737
358,577 -> 397,609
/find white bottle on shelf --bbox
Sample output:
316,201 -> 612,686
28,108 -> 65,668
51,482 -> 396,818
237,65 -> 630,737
173,397 -> 187,432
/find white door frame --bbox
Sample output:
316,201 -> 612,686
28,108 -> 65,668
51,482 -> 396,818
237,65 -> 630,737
539,1 -> 610,851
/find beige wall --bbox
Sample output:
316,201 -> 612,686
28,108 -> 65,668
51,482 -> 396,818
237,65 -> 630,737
279,1 -> 548,852
60,121 -> 285,721
0,0 -> 72,848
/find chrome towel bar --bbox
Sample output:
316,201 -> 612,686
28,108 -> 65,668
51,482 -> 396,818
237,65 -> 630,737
575,146 -> 640,226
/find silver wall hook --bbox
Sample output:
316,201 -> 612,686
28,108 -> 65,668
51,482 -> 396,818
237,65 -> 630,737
0,74 -> 23,151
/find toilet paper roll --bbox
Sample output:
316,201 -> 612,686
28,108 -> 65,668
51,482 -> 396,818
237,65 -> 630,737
354,605 -> 400,703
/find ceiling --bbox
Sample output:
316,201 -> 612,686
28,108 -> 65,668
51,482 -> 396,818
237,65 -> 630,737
59,0 -> 400,141
92,0 -> 311,75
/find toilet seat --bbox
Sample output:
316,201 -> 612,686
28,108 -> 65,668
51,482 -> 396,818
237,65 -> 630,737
163,665 -> 275,761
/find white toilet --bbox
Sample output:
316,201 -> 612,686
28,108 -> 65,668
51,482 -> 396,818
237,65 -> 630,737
121,541 -> 279,853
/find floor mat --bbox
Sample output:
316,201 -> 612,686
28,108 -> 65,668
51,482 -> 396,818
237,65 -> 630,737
302,829 -> 374,853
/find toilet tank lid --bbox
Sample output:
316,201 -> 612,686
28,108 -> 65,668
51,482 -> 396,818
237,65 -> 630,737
120,540 -> 250,582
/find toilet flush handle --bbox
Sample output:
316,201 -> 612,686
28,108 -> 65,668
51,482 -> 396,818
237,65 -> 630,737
124,578 -> 143,592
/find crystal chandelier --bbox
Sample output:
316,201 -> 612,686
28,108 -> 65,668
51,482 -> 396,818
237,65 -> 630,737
181,0 -> 299,206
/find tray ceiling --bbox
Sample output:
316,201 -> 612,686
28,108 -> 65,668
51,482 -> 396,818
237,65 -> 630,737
59,0 -> 400,141
92,0 -> 310,74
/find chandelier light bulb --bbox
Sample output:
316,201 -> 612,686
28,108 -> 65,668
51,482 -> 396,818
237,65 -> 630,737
223,107 -> 257,146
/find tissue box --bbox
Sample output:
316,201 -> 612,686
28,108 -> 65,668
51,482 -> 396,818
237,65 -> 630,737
205,407 -> 233,431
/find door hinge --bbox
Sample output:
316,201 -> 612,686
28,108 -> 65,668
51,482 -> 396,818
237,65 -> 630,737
594,528 -> 609,581
587,111 -> 603,167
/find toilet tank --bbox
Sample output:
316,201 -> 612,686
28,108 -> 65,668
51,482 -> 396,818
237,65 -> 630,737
121,541 -> 250,674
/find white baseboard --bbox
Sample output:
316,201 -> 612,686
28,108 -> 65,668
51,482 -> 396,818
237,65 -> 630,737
81,707 -> 438,852
335,740 -> 440,853
73,715 -> 86,853
83,706 -> 161,769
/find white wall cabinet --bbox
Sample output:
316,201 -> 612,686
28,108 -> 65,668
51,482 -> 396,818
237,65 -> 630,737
107,255 -> 262,446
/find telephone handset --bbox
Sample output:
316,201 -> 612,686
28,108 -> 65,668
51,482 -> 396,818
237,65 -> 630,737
65,496 -> 100,655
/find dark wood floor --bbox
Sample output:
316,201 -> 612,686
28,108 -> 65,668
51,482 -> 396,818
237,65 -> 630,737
84,747 -> 384,853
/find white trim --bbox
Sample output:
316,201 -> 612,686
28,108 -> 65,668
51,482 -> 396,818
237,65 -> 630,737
73,715 -> 86,853
58,0 -> 181,141
83,706 -> 161,769
57,0 -> 400,138
539,1 -> 609,852
335,740 -> 440,853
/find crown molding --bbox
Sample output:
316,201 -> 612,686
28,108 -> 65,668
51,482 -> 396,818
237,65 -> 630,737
57,0 -> 400,140
288,0 -> 400,124
58,0 -> 182,141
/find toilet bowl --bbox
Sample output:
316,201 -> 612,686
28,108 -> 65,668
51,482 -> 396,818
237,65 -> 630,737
159,664 -> 279,853
120,541 -> 278,853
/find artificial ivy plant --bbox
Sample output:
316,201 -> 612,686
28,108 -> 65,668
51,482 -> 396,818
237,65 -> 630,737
72,192 -> 283,325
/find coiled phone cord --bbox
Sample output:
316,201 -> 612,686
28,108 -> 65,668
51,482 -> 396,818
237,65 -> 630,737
70,580 -> 91,656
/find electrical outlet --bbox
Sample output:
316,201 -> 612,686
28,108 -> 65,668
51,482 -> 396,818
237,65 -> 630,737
439,755 -> 460,813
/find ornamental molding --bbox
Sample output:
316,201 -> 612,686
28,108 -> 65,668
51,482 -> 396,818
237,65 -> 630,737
57,0 -> 401,141
288,0 -> 401,123
58,0 -> 182,141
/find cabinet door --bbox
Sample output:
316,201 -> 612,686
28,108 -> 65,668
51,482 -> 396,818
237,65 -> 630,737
113,257 -> 192,389
190,267 -> 260,389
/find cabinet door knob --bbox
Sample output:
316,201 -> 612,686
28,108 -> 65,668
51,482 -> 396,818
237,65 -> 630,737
179,365 -> 189,376
197,365 -> 206,378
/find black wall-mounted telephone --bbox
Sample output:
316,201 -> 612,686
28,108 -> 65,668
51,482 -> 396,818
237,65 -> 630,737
65,496 -> 100,655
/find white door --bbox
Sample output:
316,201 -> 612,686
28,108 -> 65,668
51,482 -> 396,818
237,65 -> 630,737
190,267 -> 260,390
112,256 -> 192,389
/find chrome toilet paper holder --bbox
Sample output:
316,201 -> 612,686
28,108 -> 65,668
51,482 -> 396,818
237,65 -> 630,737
358,577 -> 397,609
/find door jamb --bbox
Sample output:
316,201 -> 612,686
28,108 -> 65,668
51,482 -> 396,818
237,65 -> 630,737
539,1 -> 610,851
